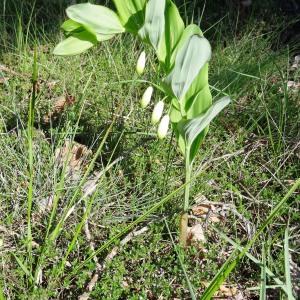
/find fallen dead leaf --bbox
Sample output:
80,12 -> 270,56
210,215 -> 221,223
287,81 -> 300,90
43,94 -> 76,123
0,64 -> 24,77
219,285 -> 237,297
192,202 -> 222,223
55,140 -> 92,181
192,203 -> 211,216
291,55 -> 300,70
31,241 -> 40,248
187,223 -> 206,246
201,282 -> 245,299
194,193 -> 209,203
38,195 -> 54,213
0,77 -> 9,84
279,81 -> 300,93
46,80 -> 60,90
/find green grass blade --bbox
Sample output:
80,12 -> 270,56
284,226 -> 295,300
200,249 -> 240,299
12,254 -> 34,282
0,283 -> 5,300
58,157 -> 122,276
165,219 -> 197,300
259,244 -> 267,300
49,105 -> 123,243
65,180 -> 188,281
213,227 -> 287,294
201,177 -> 300,299
248,285 -> 286,291
26,47 -> 38,267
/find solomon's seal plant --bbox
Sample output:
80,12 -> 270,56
54,0 -> 231,246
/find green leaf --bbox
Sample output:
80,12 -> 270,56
138,0 -> 166,50
112,0 -> 146,33
96,33 -> 115,42
189,128 -> 209,162
157,0 -> 184,70
179,96 -> 231,147
61,19 -> 82,32
174,124 -> 186,156
186,82 -> 212,119
185,85 -> 212,161
53,30 -> 97,56
66,3 -> 124,35
170,104 -> 182,123
12,254 -> 34,281
61,19 -> 110,41
164,34 -> 211,101
170,24 -> 202,66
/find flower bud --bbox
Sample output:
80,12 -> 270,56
136,51 -> 146,75
151,101 -> 164,125
140,86 -> 153,108
157,115 -> 170,140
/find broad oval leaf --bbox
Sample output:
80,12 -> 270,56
164,34 -> 211,101
173,123 -> 186,156
179,97 -> 231,147
138,0 -> 166,50
157,0 -> 184,70
170,104 -> 182,123
66,3 -> 124,35
170,24 -> 202,66
112,0 -> 146,33
61,19 -> 115,43
186,82 -> 212,119
61,19 -> 99,39
96,33 -> 115,42
53,30 -> 97,56
189,128 -> 209,162
61,19 -> 82,32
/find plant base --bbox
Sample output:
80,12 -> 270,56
179,212 -> 188,247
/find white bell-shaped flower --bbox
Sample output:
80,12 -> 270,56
140,86 -> 153,108
136,51 -> 146,75
151,101 -> 164,125
157,115 -> 170,140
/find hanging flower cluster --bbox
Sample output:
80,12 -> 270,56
136,51 -> 169,139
